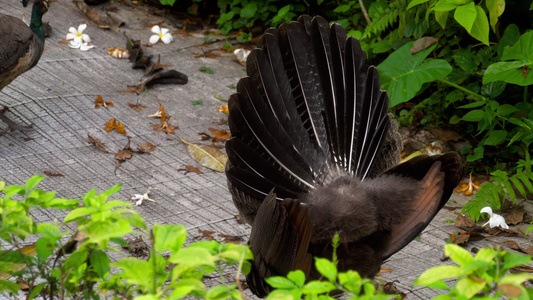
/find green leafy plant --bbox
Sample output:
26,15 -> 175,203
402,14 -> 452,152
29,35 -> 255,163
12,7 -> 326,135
0,176 -> 252,299
414,243 -> 533,299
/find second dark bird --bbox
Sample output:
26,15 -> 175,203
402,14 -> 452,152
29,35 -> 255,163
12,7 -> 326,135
0,0 -> 49,134
225,15 -> 465,297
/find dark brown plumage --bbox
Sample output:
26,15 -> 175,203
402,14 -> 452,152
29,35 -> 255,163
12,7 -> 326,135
0,0 -> 49,134
225,15 -> 465,297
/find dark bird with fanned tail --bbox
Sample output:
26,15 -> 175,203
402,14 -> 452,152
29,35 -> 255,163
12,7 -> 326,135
225,15 -> 464,297
0,0 -> 49,134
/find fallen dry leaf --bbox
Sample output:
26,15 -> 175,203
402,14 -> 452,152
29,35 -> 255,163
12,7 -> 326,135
383,281 -> 406,298
44,171 -> 64,177
73,0 -> 124,29
180,138 -> 228,172
137,142 -> 156,153
104,118 -> 127,134
128,102 -> 147,112
216,118 -> 228,126
124,236 -> 150,258
199,132 -> 211,141
450,232 -> 471,245
95,95 -> 113,109
498,284 -> 523,298
410,36 -> 439,54
220,234 -> 242,244
178,165 -> 204,174
208,127 -> 229,142
218,104 -> 229,114
115,138 -> 134,161
88,134 -> 108,153
153,114 -> 178,134
192,49 -> 220,59
198,229 -> 216,240
455,214 -> 476,229
505,206 -> 525,225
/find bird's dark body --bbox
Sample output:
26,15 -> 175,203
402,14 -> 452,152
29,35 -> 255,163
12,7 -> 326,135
0,0 -> 48,132
225,15 -> 464,297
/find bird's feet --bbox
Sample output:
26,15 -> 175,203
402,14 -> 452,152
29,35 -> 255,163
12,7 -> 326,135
0,107 -> 32,135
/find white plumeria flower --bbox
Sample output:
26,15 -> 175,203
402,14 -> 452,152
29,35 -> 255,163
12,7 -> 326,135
233,48 -> 251,63
480,206 -> 509,229
130,188 -> 156,206
68,40 -> 94,51
66,24 -> 91,43
149,25 -> 173,45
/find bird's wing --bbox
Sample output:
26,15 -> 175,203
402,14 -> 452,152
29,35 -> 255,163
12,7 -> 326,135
246,191 -> 313,297
381,153 -> 464,259
0,15 -> 33,74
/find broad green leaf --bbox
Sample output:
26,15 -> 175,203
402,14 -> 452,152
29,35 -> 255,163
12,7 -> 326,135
444,244 -> 473,266
481,81 -> 506,98
153,224 -> 186,254
431,0 -> 470,11
497,104 -> 519,116
407,0 -> 430,10
456,276 -> 487,298
454,2 -> 477,32
287,270 -> 306,287
90,250 -> 110,278
469,6 -> 490,45
486,0 -> 505,32
498,24 -> 520,56
170,279 -> 205,299
37,223 -> 62,239
461,110 -> 485,121
169,247 -> 215,268
315,258 -> 337,281
435,10 -> 449,29
484,130 -> 507,145
302,281 -> 336,294
112,258 -> 152,286
206,285 -> 232,300
265,276 -> 298,289
0,280 -> 19,294
240,2 -> 257,18
503,252 -> 531,270
484,31 -> 533,85
25,175 -> 44,191
28,282 -> 46,300
500,273 -> 533,285
458,101 -> 486,109
377,42 -> 452,106
474,248 -> 497,262
414,265 -> 462,285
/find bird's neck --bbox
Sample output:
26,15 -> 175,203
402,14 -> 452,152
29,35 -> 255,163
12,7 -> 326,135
30,2 -> 45,41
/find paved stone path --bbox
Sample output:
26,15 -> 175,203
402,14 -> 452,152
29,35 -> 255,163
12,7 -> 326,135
1,1 -> 531,298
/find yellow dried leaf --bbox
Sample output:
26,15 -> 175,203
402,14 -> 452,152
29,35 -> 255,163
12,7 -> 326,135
180,138 -> 228,172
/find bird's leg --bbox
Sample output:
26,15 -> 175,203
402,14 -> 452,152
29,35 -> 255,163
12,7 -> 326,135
0,106 -> 33,134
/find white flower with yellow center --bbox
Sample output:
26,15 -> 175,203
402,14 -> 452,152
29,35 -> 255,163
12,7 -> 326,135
66,24 -> 91,44
68,40 -> 94,51
480,206 -> 509,229
149,25 -> 173,45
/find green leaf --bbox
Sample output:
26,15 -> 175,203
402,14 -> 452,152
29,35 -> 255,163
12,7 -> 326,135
486,0 -> 505,32
90,250 -> 110,278
454,2 -> 477,32
315,258 -> 337,281
153,224 -> 186,254
286,270 -> 305,287
28,282 -> 46,300
500,273 -> 533,285
469,6 -> 490,45
461,109 -> 485,121
407,0 -> 430,10
484,130 -> 507,145
302,281 -> 336,294
481,81 -> 506,98
435,10 -> 449,29
170,279 -> 205,299
458,101 -> 486,109
414,265 -> 462,286
474,248 -> 497,262
444,243 -> 473,266
431,0 -> 469,11
170,247 -> 215,268
377,42 -> 452,106
191,100 -> 204,106
498,24 -> 520,55
503,252 -> 531,270
484,31 -> 533,85
265,276 -> 298,289
0,280 -> 19,294
199,66 -> 214,74
113,258 -> 152,286
25,175 -> 44,191
497,104 -> 519,116
456,276 -> 487,298
37,223 -> 62,239
240,2 -> 257,18
206,285 -> 232,300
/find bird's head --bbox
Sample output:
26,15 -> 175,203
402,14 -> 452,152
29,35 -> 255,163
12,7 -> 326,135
22,0 -> 50,12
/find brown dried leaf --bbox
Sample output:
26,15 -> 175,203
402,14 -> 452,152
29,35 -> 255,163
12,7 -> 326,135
455,214 -> 476,229
220,234 -> 242,244
512,265 -> 533,272
128,102 -> 147,112
217,118 -> 227,125
198,132 -> 211,140
427,127 -> 462,141
125,236 -> 150,258
383,281 -> 406,298
450,232 -> 471,245
137,142 -> 156,153
94,95 -> 113,109
44,171 -> 64,177
115,137 -> 134,161
88,134 -> 108,153
153,120 -> 178,134
505,207 -> 524,225
218,104 -> 229,114
501,240 -> 521,250
498,284 -> 523,298
198,229 -> 216,240
180,138 -> 228,172
208,127 -> 229,142
104,118 -> 127,134
178,165 -> 204,174
410,37 -> 439,54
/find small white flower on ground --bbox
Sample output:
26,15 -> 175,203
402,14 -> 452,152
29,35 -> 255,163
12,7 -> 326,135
233,48 -> 251,63
66,24 -> 91,43
480,206 -> 509,229
68,40 -> 94,51
130,187 -> 156,206
149,25 -> 173,45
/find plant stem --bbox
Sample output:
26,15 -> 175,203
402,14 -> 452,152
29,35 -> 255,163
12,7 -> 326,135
437,78 -> 487,102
